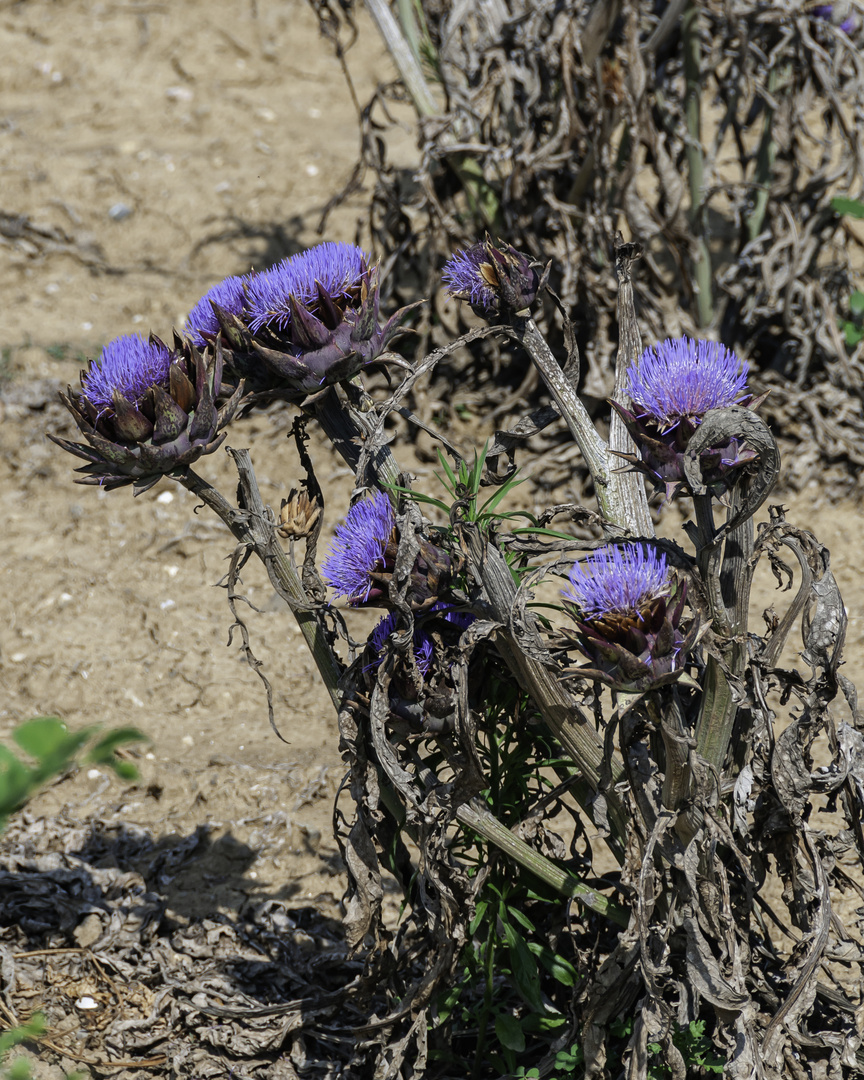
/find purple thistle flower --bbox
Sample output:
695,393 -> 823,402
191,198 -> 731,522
612,337 -> 762,500
442,239 -> 540,319
812,5 -> 858,33
51,333 -> 242,494
442,247 -> 499,312
246,242 -> 368,335
623,337 -> 749,429
321,492 -> 395,603
561,544 -> 696,691
368,613 -> 435,676
80,335 -> 173,412
563,544 -> 670,620
185,275 -> 248,348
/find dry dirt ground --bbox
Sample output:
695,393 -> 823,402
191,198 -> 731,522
1,1 -> 864,1076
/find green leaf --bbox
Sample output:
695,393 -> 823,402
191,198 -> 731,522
842,321 -> 864,348
13,717 -> 87,763
0,1013 -> 46,1058
86,727 -> 147,757
0,746 -> 35,816
832,196 -> 864,219
500,918 -> 545,1013
110,760 -> 140,781
6,1058 -> 33,1080
507,905 -> 537,934
479,474 -> 526,516
511,526 -> 578,541
469,899 -> 488,936
385,483 -> 451,515
494,1012 -> 526,1052
528,943 -> 579,987
435,448 -> 458,490
848,289 -> 864,315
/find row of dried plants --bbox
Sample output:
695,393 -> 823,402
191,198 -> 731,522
312,0 -> 864,497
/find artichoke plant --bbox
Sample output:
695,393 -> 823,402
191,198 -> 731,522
50,333 -> 242,495
611,337 -> 763,500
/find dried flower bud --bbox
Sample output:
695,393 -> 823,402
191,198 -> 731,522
277,488 -> 322,539
442,238 -> 541,319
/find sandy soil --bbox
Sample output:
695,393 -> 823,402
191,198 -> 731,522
1,0 -> 863,1074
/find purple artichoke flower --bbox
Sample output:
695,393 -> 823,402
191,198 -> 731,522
321,491 -> 453,609
368,613 -> 435,677
562,543 -> 697,691
234,242 -> 419,397
185,275 -> 248,348
812,4 -> 858,33
442,238 -> 541,319
364,605 -> 475,730
322,492 -> 395,604
49,333 -> 242,495
611,337 -> 762,500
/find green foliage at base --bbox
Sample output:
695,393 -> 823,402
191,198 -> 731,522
0,716 -> 147,832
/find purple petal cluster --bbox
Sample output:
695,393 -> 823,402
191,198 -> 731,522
563,544 -> 670,620
368,614 -> 435,676
81,335 -> 173,412
245,242 -> 369,335
321,491 -> 395,603
812,5 -> 857,32
442,247 -> 498,311
185,275 -> 248,347
623,338 -> 749,427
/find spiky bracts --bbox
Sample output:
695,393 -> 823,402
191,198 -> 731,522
443,239 -> 541,319
49,333 -> 242,495
562,543 -> 696,691
612,337 -> 762,500
320,492 -> 454,610
223,242 -> 419,397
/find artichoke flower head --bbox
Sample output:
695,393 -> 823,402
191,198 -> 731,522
612,337 -> 763,500
442,238 -> 542,319
50,332 -> 241,495
209,242 -> 421,399
562,543 -> 697,691
321,491 -> 453,611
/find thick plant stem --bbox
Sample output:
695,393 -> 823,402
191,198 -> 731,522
747,65 -> 778,243
180,462 -> 344,711
457,799 -> 628,926
692,493 -> 754,774
682,3 -> 713,328
611,240 -> 656,537
363,0 -> 438,118
509,316 -> 625,531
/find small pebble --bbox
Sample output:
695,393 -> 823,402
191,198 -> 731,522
108,202 -> 133,221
